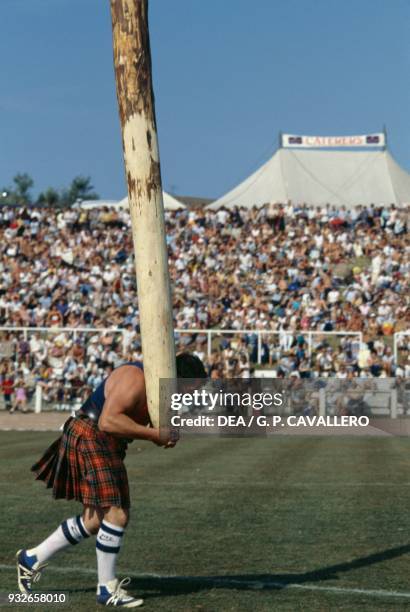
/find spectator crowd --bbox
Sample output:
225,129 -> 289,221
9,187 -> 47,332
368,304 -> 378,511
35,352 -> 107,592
0,202 -> 408,409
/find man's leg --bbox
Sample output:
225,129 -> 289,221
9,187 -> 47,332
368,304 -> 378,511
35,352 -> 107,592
95,506 -> 143,607
17,506 -> 102,593
96,506 -> 128,586
26,506 -> 101,562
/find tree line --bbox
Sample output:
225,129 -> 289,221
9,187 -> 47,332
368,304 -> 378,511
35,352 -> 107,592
1,173 -> 99,207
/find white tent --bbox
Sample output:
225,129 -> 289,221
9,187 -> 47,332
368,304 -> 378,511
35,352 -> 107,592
80,191 -> 186,211
208,148 -> 410,210
118,191 -> 186,211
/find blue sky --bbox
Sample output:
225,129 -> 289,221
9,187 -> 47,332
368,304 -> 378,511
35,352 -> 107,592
0,0 -> 409,200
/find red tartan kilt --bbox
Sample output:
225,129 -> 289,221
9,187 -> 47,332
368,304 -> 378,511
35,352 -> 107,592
31,416 -> 130,509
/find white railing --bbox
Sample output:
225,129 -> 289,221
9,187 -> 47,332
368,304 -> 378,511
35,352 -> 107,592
0,327 -> 363,366
174,329 -> 363,364
277,379 -> 400,418
393,331 -> 410,366
0,326 -> 127,354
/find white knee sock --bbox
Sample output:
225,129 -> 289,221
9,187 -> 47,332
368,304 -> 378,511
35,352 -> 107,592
96,520 -> 124,585
26,515 -> 91,565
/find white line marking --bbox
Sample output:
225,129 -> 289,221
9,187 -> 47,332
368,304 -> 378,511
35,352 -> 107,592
1,564 -> 409,600
0,428 -> 58,432
0,481 -> 409,488
127,482 -> 410,487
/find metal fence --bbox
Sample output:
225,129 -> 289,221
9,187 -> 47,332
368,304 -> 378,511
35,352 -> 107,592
0,326 -> 363,365
0,326 -> 127,353
394,331 -> 410,368
0,326 -> 408,415
174,329 -> 363,364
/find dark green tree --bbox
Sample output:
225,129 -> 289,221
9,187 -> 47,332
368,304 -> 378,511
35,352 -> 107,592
37,187 -> 60,206
0,173 -> 99,208
0,186 -> 14,205
68,175 -> 99,204
13,173 -> 34,205
1,173 -> 34,206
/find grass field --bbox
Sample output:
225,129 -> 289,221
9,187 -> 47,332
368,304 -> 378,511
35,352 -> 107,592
0,432 -> 410,611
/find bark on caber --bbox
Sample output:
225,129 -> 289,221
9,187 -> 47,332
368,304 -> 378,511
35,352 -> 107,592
111,0 -> 161,206
110,0 -> 176,429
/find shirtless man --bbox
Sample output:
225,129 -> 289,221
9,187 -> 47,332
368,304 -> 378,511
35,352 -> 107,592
17,353 -> 206,608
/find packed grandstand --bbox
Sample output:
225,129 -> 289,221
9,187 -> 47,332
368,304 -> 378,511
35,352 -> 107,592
0,200 -> 409,410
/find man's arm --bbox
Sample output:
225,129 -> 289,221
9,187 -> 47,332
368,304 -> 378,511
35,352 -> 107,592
98,366 -> 173,446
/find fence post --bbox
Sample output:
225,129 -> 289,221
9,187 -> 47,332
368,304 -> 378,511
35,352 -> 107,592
34,384 -> 42,414
393,334 -> 398,369
207,331 -> 212,358
319,387 -> 326,417
257,332 -> 262,365
390,388 -> 398,419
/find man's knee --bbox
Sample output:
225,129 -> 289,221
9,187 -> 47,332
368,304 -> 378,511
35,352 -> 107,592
82,505 -> 103,535
103,506 -> 129,529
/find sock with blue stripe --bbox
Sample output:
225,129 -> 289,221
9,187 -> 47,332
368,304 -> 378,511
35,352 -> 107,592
96,520 -> 124,585
26,515 -> 91,565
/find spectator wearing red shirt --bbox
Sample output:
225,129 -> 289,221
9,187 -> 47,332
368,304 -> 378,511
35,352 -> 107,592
1,372 -> 14,411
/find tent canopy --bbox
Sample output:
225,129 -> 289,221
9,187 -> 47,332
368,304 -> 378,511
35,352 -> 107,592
208,148 -> 410,210
118,191 -> 186,211
80,192 -> 186,211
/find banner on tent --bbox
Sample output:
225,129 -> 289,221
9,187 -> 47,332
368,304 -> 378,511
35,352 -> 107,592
281,133 -> 386,149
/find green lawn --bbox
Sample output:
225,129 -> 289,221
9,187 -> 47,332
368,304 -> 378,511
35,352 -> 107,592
0,432 -> 410,611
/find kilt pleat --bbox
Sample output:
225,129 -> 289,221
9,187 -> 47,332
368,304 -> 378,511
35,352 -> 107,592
31,416 -> 130,508
32,437 -> 62,486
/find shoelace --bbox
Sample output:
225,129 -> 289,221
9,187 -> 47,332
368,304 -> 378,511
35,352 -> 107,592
108,577 -> 132,605
19,562 -> 48,586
